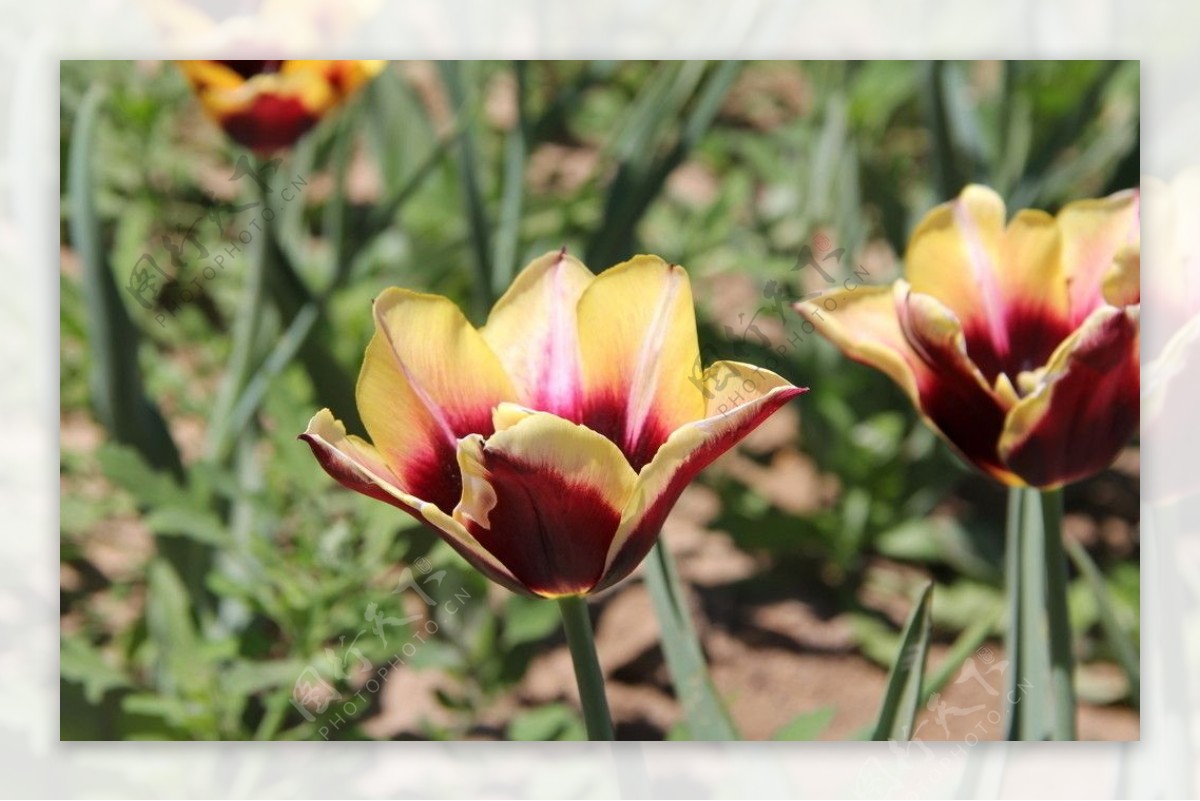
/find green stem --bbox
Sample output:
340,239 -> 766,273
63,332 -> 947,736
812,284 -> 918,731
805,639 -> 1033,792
1018,487 -> 1049,739
556,596 -> 614,740
1002,485 -> 1023,738
1041,487 -> 1077,739
1005,486 -> 1050,740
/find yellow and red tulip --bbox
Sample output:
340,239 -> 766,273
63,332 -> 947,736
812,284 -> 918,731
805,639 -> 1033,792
178,60 -> 386,152
796,185 -> 1140,489
302,251 -> 805,597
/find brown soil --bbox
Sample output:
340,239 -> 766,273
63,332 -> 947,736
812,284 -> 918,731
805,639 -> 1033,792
360,488 -> 1139,741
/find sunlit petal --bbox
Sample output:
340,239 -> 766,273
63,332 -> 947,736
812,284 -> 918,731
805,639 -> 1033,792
906,185 -> 1012,372
480,249 -> 593,419
358,288 -> 516,513
1058,189 -> 1141,325
596,364 -> 805,592
454,413 -> 637,597
577,255 -> 706,470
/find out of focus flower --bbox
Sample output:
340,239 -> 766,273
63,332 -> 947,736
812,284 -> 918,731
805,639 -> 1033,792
797,184 -> 1139,489
1143,169 -> 1200,503
144,0 -> 382,52
178,60 -> 386,151
303,251 -> 806,597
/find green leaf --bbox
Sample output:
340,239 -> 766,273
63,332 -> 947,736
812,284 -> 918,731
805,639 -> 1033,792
772,705 -> 836,741
871,581 -> 934,741
438,60 -> 494,319
501,594 -> 562,649
68,83 -> 183,479
875,516 -> 1000,582
506,703 -> 586,741
586,61 -> 740,268
145,559 -> 205,696
60,636 -> 131,704
921,612 -> 997,705
491,61 -> 529,289
643,543 -> 739,740
96,442 -> 194,510
1067,539 -> 1139,707
222,659 -> 313,698
144,506 -> 228,547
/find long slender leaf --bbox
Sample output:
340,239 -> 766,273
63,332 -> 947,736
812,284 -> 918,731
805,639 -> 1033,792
69,84 -> 218,606
205,164 -> 272,460
222,303 -> 320,460
871,581 -> 934,741
643,543 -> 739,740
257,204 -> 362,435
586,61 -> 740,268
492,61 -> 529,289
438,60 -> 494,319
362,131 -> 457,241
922,60 -> 965,199
69,84 -> 182,479
324,106 -> 356,287
920,610 -> 998,706
1013,61 -> 1122,207
1067,539 -> 1139,706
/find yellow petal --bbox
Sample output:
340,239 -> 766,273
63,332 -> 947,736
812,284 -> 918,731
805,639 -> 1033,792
1103,245 -> 1140,308
480,249 -> 594,418
177,60 -> 246,91
795,283 -> 919,403
300,410 -> 525,594
999,209 -> 1064,307
797,282 -> 1019,485
1057,189 -> 1140,325
357,288 -> 517,512
596,365 -> 804,592
491,401 -> 538,432
280,60 -> 388,97
454,413 -> 638,597
576,255 -> 706,469
906,184 -> 1011,358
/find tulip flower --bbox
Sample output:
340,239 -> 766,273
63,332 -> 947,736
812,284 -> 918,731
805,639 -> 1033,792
302,251 -> 806,599
796,184 -> 1140,741
795,184 -> 1140,489
178,60 -> 386,152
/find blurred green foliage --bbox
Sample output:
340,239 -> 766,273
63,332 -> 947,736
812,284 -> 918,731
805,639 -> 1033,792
59,60 -> 1140,740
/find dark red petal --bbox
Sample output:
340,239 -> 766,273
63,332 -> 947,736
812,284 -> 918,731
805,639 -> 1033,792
964,302 -> 1076,386
1000,307 -> 1140,487
300,431 -> 414,514
898,288 -> 1020,485
219,94 -> 320,152
460,447 -> 622,597
581,391 -> 676,472
216,60 -> 285,79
